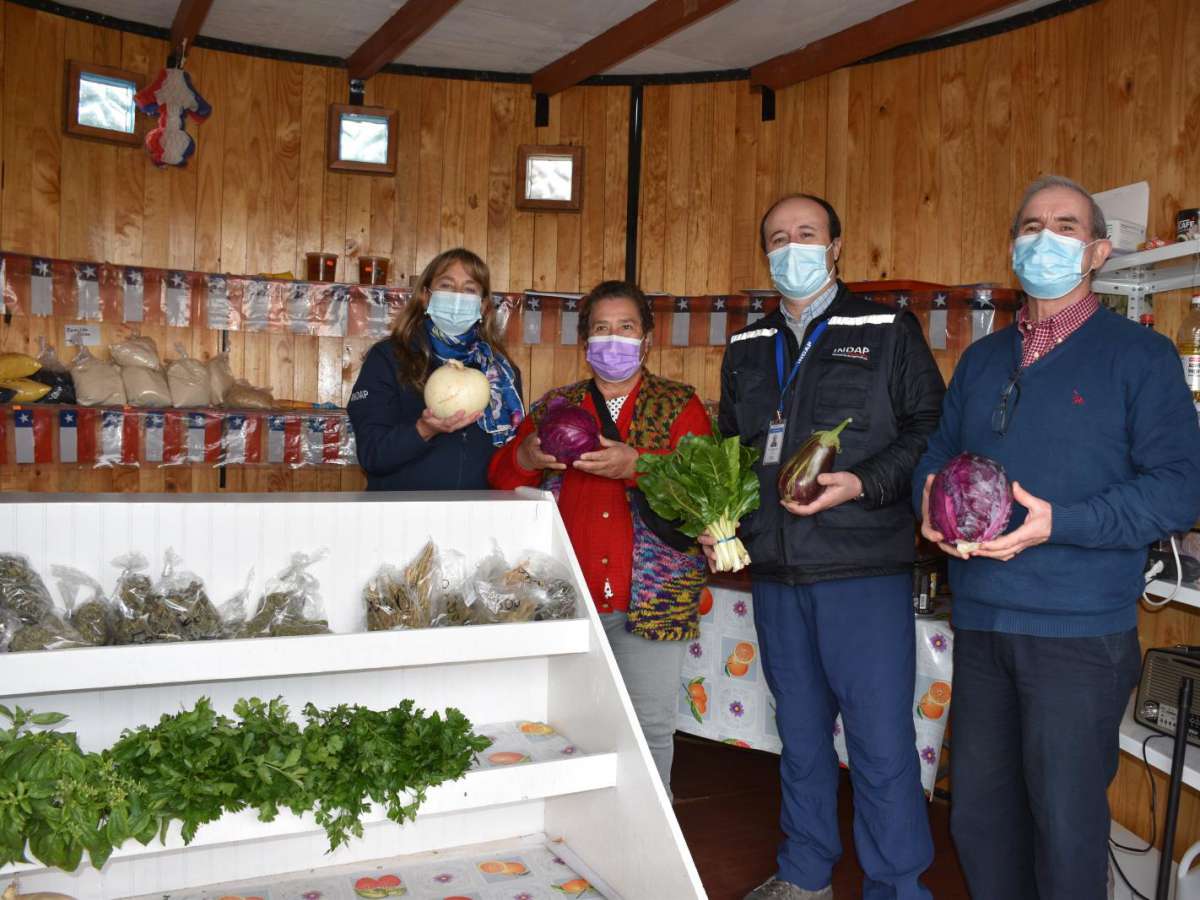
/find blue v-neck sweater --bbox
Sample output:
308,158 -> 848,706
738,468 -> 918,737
913,307 -> 1200,637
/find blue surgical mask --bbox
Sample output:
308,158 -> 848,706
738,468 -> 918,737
427,290 -> 481,336
1012,230 -> 1095,300
768,242 -> 833,300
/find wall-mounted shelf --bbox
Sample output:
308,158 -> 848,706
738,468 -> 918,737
1095,241 -> 1200,320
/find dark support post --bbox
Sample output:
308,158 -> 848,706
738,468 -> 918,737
1158,676 -> 1194,900
761,86 -> 776,122
534,92 -> 550,128
623,82 -> 643,284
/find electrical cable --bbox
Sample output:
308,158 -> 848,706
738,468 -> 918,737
1142,535 -> 1183,609
1108,732 -> 1170,899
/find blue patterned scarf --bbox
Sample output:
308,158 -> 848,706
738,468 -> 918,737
425,318 -> 524,447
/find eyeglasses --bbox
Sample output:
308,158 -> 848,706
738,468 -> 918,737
991,369 -> 1022,436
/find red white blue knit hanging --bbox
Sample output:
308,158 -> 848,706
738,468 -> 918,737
134,66 -> 212,167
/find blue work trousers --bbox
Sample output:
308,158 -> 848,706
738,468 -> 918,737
752,574 -> 934,900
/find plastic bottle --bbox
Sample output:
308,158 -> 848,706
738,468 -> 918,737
1178,295 -> 1200,419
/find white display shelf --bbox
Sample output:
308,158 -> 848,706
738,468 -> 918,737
0,619 -> 591,697
1110,820 -> 1176,900
1147,580 -> 1200,612
3,750 -> 618,875
0,492 -> 706,900
1119,696 -> 1200,791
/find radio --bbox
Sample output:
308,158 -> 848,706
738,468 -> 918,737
1135,645 -> 1200,747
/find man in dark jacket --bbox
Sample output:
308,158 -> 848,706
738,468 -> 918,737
714,194 -> 944,900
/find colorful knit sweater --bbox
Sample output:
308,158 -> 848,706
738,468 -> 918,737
530,372 -> 710,641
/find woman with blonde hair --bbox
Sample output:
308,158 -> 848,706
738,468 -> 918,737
349,247 -> 523,491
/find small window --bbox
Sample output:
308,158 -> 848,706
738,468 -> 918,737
65,61 -> 142,145
328,104 -> 398,174
516,145 -> 584,212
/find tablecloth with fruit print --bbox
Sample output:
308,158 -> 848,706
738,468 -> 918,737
675,584 -> 954,796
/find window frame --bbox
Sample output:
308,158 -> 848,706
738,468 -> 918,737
65,60 -> 144,146
515,144 -> 584,212
327,104 -> 398,175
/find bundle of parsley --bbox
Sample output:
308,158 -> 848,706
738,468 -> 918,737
636,432 -> 760,572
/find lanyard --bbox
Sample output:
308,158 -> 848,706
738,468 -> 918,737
774,320 -> 828,416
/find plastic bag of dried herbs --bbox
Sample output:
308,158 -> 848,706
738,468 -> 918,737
6,610 -> 90,652
51,563 -> 114,645
153,548 -> 223,641
363,541 -> 442,631
465,544 -> 579,625
109,552 -> 158,644
0,552 -> 55,625
236,550 -> 331,638
431,549 -> 473,627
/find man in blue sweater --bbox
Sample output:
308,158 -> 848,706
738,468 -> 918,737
913,175 -> 1200,900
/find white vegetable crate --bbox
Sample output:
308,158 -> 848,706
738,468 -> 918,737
0,490 -> 706,899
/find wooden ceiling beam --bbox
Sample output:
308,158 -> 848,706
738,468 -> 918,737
169,0 -> 214,61
347,0 -> 464,82
532,0 -> 738,98
750,0 -> 1019,91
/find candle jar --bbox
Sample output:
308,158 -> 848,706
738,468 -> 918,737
358,256 -> 390,286
305,252 -> 338,283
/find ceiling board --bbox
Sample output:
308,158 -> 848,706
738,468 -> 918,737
53,0 -> 1063,75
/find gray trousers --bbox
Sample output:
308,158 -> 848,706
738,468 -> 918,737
600,612 -> 686,796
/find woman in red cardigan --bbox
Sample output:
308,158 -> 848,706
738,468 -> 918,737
489,280 -> 710,795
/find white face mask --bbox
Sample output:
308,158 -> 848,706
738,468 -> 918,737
768,242 -> 833,300
427,290 -> 482,336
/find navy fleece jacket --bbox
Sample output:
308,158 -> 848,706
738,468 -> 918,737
348,340 -> 517,491
913,307 -> 1200,637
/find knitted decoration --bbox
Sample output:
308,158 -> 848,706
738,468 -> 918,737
134,67 -> 212,167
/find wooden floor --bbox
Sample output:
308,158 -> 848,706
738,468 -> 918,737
671,733 -> 969,899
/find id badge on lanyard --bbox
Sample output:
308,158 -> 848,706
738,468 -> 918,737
762,321 -> 828,466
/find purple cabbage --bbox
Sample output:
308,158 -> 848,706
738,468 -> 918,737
928,452 -> 1013,546
538,396 -> 600,463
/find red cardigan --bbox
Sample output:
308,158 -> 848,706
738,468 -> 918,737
489,378 -> 710,614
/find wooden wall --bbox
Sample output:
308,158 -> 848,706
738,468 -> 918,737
1,0 -> 1200,856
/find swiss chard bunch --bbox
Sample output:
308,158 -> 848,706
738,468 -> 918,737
636,432 -> 761,572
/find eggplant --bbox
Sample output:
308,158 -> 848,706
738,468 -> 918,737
777,417 -> 853,504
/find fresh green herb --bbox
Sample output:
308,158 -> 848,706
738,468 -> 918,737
636,432 -> 761,572
0,696 -> 491,873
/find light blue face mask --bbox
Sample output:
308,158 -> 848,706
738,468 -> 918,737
768,242 -> 833,300
427,290 -> 482,336
1012,229 -> 1095,300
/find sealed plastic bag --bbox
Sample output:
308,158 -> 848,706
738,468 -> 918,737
0,553 -> 54,624
70,347 -> 126,407
122,365 -> 172,407
109,334 -> 161,370
364,541 -> 441,631
167,344 -> 210,408
236,551 -> 331,638
52,563 -> 113,646
109,551 -> 220,644
7,611 -> 89,652
30,340 -> 76,404
464,544 -> 579,625
207,351 -> 235,405
0,352 -> 39,381
223,378 -> 275,410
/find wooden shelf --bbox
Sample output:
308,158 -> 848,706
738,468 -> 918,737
2,747 -> 618,875
0,619 -> 591,697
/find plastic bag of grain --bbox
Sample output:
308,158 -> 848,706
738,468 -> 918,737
122,364 -> 171,407
167,343 -> 210,407
109,334 -> 161,370
207,351 -> 235,404
70,347 -> 126,406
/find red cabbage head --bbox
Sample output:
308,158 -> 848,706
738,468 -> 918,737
928,452 -> 1013,551
537,396 -> 600,463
